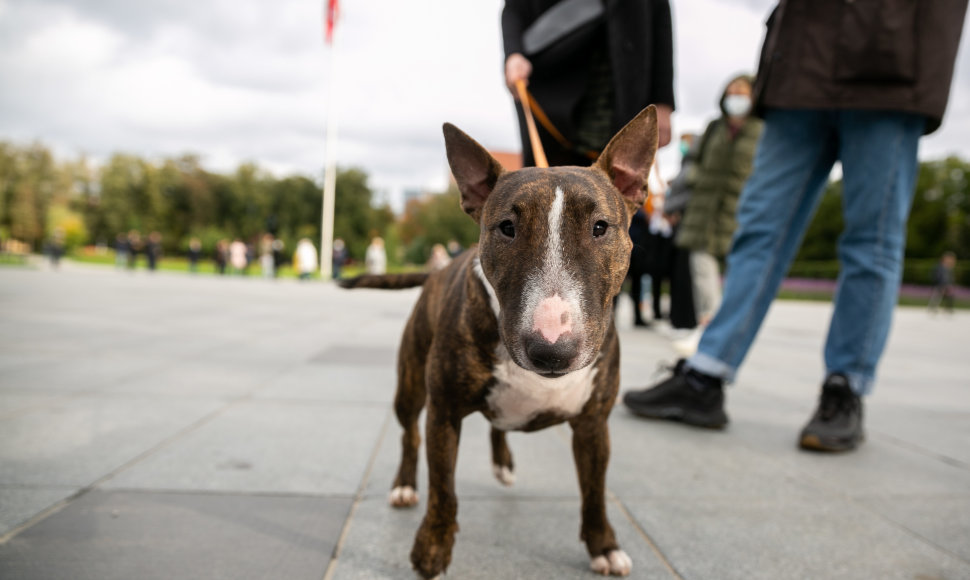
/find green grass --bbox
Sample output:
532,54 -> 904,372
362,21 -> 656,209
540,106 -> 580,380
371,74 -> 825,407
64,250 -> 424,280
776,289 -> 970,309
36,251 -> 970,310
0,253 -> 31,267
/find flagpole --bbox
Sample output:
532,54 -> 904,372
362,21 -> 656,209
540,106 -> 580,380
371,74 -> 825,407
320,2 -> 339,280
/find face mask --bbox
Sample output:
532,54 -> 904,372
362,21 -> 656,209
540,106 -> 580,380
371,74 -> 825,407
723,94 -> 752,118
679,141 -> 690,156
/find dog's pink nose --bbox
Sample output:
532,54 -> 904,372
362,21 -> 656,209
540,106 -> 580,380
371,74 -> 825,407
533,294 -> 573,344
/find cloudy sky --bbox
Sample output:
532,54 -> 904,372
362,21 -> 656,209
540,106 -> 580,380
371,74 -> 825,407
2,0 -> 969,211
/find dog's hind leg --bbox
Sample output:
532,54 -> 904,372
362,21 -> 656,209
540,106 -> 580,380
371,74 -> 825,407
390,319 -> 429,508
489,427 -> 515,486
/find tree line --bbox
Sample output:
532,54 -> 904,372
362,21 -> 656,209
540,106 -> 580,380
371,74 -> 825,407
0,140 -> 966,283
0,142 -> 397,264
795,156 -> 970,285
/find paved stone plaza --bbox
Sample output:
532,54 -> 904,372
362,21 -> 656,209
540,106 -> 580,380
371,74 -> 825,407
0,264 -> 968,579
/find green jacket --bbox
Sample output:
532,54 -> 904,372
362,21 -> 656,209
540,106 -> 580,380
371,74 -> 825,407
675,116 -> 762,257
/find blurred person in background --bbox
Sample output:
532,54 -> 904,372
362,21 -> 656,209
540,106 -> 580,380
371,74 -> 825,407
145,231 -> 162,271
671,74 -> 763,355
626,206 -> 651,327
332,238 -> 349,280
46,228 -> 65,270
662,132 -> 699,333
260,234 -> 275,278
244,239 -> 256,276
187,237 -> 202,273
114,233 -> 129,269
214,239 -> 228,275
426,243 -> 451,272
446,239 -> 464,259
295,238 -> 318,281
928,251 -> 957,314
229,238 -> 247,275
271,238 -> 286,278
645,192 -> 674,323
365,236 -> 387,275
126,230 -> 141,270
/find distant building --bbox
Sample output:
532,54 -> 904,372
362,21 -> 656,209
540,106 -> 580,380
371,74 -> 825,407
447,150 -> 522,185
489,150 -> 523,172
402,188 -> 426,206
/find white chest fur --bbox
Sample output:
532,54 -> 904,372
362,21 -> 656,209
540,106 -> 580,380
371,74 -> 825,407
486,347 -> 598,431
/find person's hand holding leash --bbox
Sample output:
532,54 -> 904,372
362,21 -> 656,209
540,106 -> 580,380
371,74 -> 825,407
505,53 -> 532,99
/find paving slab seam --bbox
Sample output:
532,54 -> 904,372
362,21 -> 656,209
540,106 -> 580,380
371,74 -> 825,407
851,498 -> 970,567
251,397 -> 390,408
85,487 -> 358,501
0,369 -> 292,545
0,487 -> 86,544
757,458 -> 970,568
872,431 -> 970,471
546,418 -> 685,578
608,492 -> 686,580
322,408 -> 393,580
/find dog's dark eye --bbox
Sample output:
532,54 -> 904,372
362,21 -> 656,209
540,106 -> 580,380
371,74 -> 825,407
499,220 -> 516,238
592,221 -> 609,238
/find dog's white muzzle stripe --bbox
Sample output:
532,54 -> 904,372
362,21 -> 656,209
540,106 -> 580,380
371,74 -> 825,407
523,186 -> 583,341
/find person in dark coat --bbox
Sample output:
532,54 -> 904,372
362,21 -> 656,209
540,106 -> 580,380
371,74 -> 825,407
625,207 -> 651,327
662,133 -> 700,331
145,231 -> 162,271
502,0 -> 675,166
126,230 -> 141,270
187,237 -> 202,273
928,252 -> 957,313
624,0 -> 968,453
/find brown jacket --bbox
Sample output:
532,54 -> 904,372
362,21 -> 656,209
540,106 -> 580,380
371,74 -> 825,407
753,0 -> 968,134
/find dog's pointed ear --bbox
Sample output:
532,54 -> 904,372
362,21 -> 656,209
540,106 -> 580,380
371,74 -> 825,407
443,123 -> 505,223
594,105 -> 659,215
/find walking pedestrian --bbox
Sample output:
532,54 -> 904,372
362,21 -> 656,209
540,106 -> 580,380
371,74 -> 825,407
928,252 -> 958,314
623,0 -> 968,453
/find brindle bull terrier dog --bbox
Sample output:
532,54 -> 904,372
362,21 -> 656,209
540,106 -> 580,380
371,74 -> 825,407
340,105 -> 658,578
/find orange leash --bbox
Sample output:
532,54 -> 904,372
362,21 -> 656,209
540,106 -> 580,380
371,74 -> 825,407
514,80 -> 548,168
516,81 -> 601,165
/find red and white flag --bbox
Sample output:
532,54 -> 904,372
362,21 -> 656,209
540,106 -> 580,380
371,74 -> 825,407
324,0 -> 339,44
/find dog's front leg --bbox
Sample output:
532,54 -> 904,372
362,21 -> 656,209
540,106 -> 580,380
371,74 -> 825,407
410,400 -> 462,579
570,415 -> 632,576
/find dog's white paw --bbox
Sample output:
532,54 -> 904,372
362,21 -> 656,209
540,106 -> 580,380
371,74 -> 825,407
389,486 -> 419,508
492,464 -> 516,486
590,549 -> 632,576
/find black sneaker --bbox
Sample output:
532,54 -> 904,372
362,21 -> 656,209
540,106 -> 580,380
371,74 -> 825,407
623,361 -> 729,429
799,374 -> 865,452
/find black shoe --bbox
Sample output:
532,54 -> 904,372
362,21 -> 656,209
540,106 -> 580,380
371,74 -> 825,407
623,361 -> 728,429
799,374 -> 865,452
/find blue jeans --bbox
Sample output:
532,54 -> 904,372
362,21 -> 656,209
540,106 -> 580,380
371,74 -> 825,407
688,109 -> 924,396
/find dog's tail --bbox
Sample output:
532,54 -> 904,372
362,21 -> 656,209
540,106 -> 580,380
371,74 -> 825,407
338,273 -> 430,290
